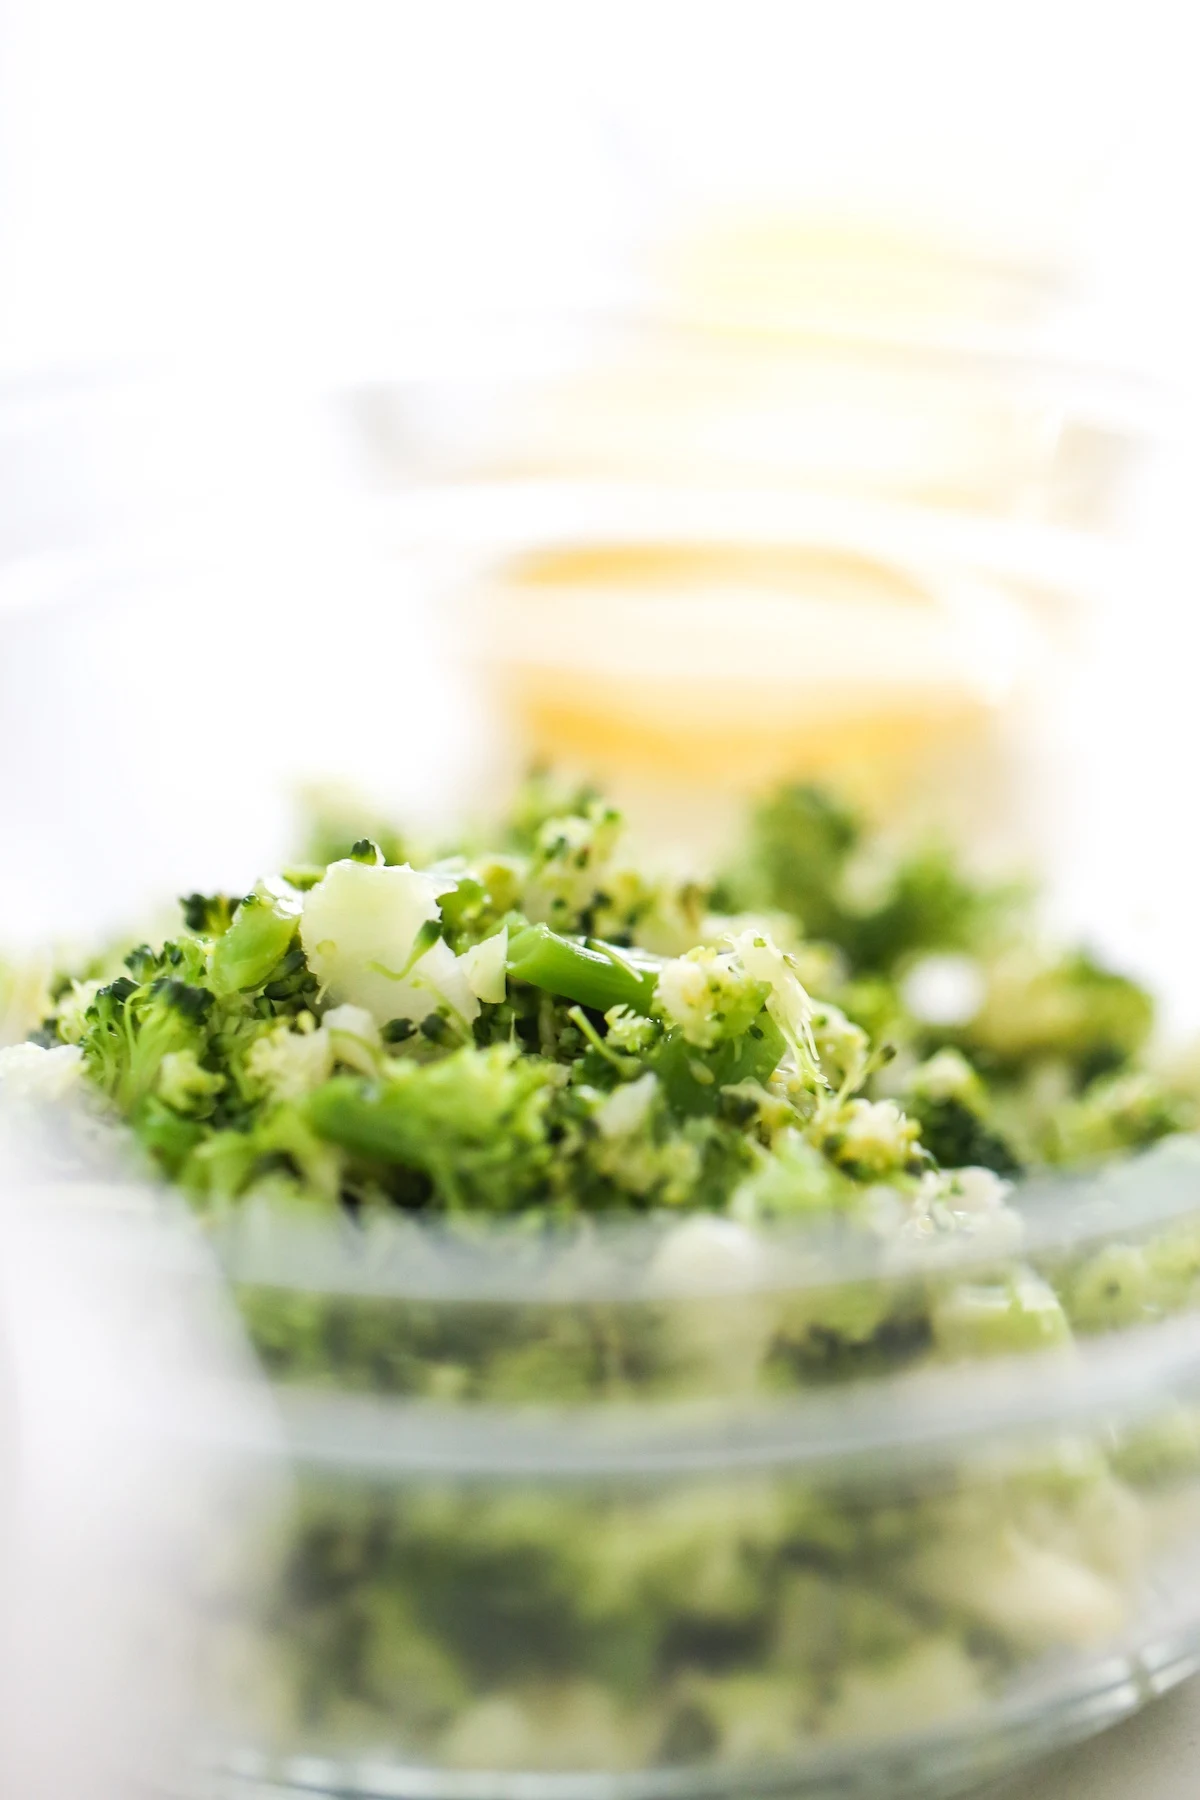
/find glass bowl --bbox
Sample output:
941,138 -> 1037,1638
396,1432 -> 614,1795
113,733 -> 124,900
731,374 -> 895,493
1,368 -> 1195,1797
194,1136 -> 1200,1798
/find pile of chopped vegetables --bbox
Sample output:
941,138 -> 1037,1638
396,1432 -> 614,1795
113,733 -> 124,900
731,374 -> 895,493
1,774 -> 1188,1221
6,776 -> 1200,1775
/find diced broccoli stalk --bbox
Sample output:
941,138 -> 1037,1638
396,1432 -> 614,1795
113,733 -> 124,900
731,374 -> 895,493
300,858 -> 477,1027
905,1524 -> 1127,1651
210,883 -> 303,998
507,923 -> 659,1014
930,1269 -> 1071,1358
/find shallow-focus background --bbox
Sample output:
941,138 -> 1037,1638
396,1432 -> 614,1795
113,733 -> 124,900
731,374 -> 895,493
5,7 -> 1200,1796
2,0 -> 1199,1025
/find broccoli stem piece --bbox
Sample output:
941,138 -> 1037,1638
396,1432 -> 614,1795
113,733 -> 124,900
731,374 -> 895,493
506,925 -> 659,1015
210,888 -> 301,998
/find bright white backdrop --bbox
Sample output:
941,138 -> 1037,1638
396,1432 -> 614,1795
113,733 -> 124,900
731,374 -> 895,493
1,1 -> 1198,383
1,1 -> 1199,1023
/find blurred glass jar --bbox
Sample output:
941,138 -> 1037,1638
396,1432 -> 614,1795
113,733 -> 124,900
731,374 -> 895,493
358,217 -> 1165,879
0,266 -> 1173,981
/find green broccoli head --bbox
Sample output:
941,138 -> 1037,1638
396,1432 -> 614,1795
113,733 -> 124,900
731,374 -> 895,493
295,783 -> 411,869
961,949 -> 1154,1087
903,1049 -> 1023,1177
722,784 -> 860,942
179,892 -> 235,936
79,966 -> 215,1114
306,1044 -> 559,1211
723,784 -> 1015,977
501,768 -> 604,854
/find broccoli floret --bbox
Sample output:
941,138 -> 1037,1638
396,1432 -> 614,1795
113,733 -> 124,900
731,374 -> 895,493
306,1045 -> 558,1211
960,949 -> 1154,1086
157,1047 -> 224,1116
721,784 -> 860,939
523,804 -> 625,936
1043,1070 -> 1193,1167
819,1098 -> 924,1181
501,768 -> 603,854
840,844 -> 1011,974
79,971 -> 214,1114
179,892 -> 235,936
904,1049 -> 1022,1176
296,782 -> 410,868
653,949 -> 769,1050
724,783 -> 1016,977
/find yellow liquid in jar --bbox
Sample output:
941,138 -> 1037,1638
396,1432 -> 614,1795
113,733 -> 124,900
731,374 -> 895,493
480,542 -> 1007,813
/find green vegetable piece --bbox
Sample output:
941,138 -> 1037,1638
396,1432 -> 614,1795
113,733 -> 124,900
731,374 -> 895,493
654,1013 -> 786,1117
131,1096 -> 206,1176
931,1269 -> 1071,1359
209,886 -> 302,997
179,892 -> 235,936
910,1094 -> 1022,1177
506,924 -> 659,1015
1064,1243 -> 1154,1332
306,1046 -> 554,1209
439,876 -> 487,936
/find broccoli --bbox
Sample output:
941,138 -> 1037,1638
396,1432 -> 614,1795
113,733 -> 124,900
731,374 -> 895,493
903,1049 -> 1023,1176
3,774 -> 1197,1784
4,774 -> 1185,1240
723,782 -> 1020,978
180,892 -> 236,937
209,882 -> 304,998
307,1046 -> 557,1212
296,781 -> 411,869
79,964 -> 214,1114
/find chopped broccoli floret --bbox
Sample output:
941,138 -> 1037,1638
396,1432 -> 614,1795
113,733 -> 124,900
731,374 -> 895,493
6,772 -> 1190,1301
307,1045 -> 557,1211
179,892 -> 235,936
13,773 -> 1189,1240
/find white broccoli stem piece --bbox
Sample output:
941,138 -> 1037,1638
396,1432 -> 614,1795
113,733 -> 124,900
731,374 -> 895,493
675,1672 -> 808,1759
322,1003 -> 382,1075
440,1682 -> 648,1773
819,1637 -> 984,1741
906,1526 -> 1127,1650
930,1268 -> 1070,1358
300,860 -> 477,1027
457,926 -> 508,1005
648,1216 -> 776,1389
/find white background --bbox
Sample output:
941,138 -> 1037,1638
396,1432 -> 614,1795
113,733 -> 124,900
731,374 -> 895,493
1,0 -> 1198,383
1,0 -> 1200,1017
